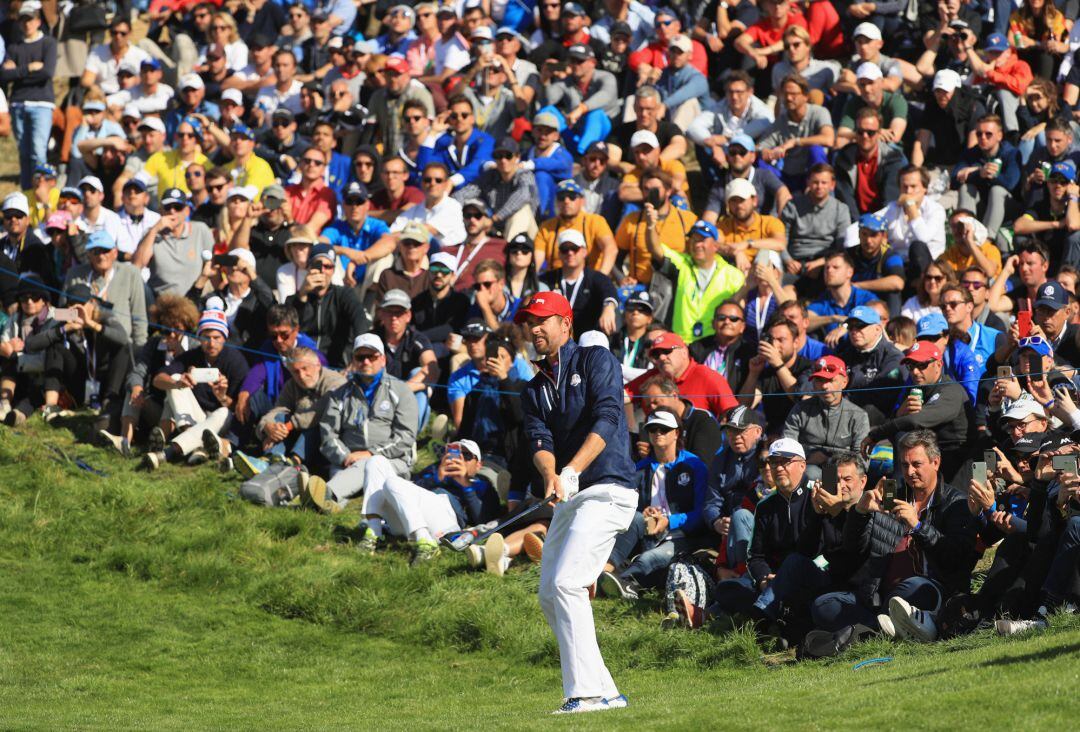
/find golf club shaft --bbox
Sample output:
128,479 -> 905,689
475,495 -> 557,543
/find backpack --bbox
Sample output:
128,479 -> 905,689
239,463 -> 303,507
663,560 -> 716,617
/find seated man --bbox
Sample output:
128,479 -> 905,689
533,178 -> 617,275
910,69 -> 984,170
704,406 -> 767,574
142,309 -> 251,471
286,243 -> 370,367
627,331 -> 739,420
940,209 -> 1002,279
780,163 -> 850,290
846,213 -> 905,317
835,64 -> 908,149
614,168 -> 698,286
834,108 -> 907,219
834,305 -> 905,421
783,356 -> 869,478
355,440 -> 498,565
448,319 -> 534,430
372,288 -> 440,431
634,375 -> 723,464
1014,161 -> 1080,274
807,251 -> 877,339
714,178 -> 787,273
247,346 -> 346,472
316,334 -> 418,511
538,43 -> 618,156
539,230 -> 619,337
757,74 -> 836,191
689,300 -> 756,388
702,134 -> 790,222
738,316 -> 812,432
644,218 -> 745,345
811,431 -> 977,643
599,408 -> 709,599
951,114 -> 1021,243
416,94 -> 495,194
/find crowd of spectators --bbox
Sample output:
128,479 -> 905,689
0,0 -> 1077,656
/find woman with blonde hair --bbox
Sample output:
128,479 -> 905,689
204,12 -> 248,71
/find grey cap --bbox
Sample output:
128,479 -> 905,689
380,288 -> 412,310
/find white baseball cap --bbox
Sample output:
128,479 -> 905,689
856,62 -> 883,82
669,34 -> 692,53
228,248 -> 257,271
768,437 -> 806,460
450,438 -> 483,462
853,22 -> 882,41
221,88 -> 244,106
557,229 -> 587,250
933,69 -> 961,93
725,177 -> 756,200
644,410 -> 679,431
629,130 -> 660,150
352,333 -> 385,355
227,185 -> 257,202
138,116 -> 166,134
180,73 -> 205,91
1002,397 -> 1046,422
579,330 -> 610,350
77,175 -> 104,193
2,192 -> 29,216
429,252 -> 458,270
121,103 -> 142,120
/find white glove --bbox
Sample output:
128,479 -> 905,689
559,466 -> 580,501
482,160 -> 497,171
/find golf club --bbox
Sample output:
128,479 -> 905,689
441,496 -> 557,552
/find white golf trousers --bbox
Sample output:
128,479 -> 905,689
360,455 -> 460,539
538,483 -> 638,700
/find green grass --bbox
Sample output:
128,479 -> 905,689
2,419 -> 1080,728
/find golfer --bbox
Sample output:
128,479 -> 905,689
517,292 -> 638,715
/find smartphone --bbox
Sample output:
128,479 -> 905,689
881,479 -> 897,512
1017,310 -> 1032,339
646,188 -> 662,209
822,463 -> 839,495
972,461 -> 988,487
213,254 -> 239,267
485,339 -> 503,361
190,367 -> 221,384
984,450 -> 998,474
997,365 -> 1013,380
446,445 -> 462,461
1052,454 -> 1078,475
52,307 -> 79,323
1026,352 -> 1043,382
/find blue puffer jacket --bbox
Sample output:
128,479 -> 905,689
523,340 -> 636,490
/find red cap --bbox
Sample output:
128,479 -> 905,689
385,55 -> 410,75
514,291 -> 573,323
903,341 -> 943,364
648,331 -> 686,351
811,355 -> 848,380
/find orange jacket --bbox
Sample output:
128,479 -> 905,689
976,51 -> 1033,97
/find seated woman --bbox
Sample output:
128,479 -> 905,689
100,295 -> 200,457
598,408 -> 709,600
0,276 -> 80,425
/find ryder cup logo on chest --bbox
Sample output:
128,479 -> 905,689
570,374 -> 581,386
677,472 -> 690,486
378,400 -> 392,414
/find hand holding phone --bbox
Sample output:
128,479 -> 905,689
881,479 -> 898,512
822,463 -> 839,495
190,367 -> 221,385
1017,310 -> 1032,339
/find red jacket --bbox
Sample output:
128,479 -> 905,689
628,39 -> 709,76
975,51 -> 1032,97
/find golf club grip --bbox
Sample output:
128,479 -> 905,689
475,496 -> 557,543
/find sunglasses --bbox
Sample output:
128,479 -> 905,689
507,246 -> 532,255
448,112 -> 473,120
558,245 -> 583,255
463,211 -> 484,219
18,294 -> 44,302
404,115 -> 425,122
715,314 -> 743,323
430,266 -> 453,276
493,152 -> 514,161
355,159 -> 375,168
658,19 -> 676,26
650,347 -> 676,358
269,329 -> 295,341
941,299 -> 966,309
473,280 -> 497,291
855,128 -> 879,137
272,120 -> 293,128
353,351 -> 381,363
925,274 -> 946,282
301,157 -> 325,166
422,176 -> 446,184
961,280 -> 986,290
646,425 -> 676,435
556,192 -> 580,201
3,212 -> 26,220
906,361 -> 936,371
176,131 -> 197,139
208,183 -> 228,192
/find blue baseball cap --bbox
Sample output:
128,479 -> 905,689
726,134 -> 755,153
689,220 -> 719,240
33,164 -> 57,179
85,230 -> 117,251
160,187 -> 189,207
122,177 -> 147,193
916,312 -> 949,338
1018,336 -> 1053,358
1035,280 -> 1070,310
310,243 -> 336,264
230,123 -> 256,141
847,305 -> 881,326
556,179 -> 584,196
655,5 -> 678,19
59,186 -> 83,201
140,57 -> 163,71
1050,160 -> 1077,181
984,33 -> 1009,53
858,212 -> 887,232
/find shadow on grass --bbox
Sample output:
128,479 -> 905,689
980,640 -> 1080,667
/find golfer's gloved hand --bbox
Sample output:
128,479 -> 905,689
559,467 -> 580,501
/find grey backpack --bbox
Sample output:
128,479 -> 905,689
239,463 -> 303,507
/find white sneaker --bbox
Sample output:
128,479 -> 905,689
604,694 -> 629,709
877,613 -> 905,639
996,605 -> 1051,636
141,451 -> 165,471
889,597 -> 938,642
99,430 -> 131,458
465,544 -> 483,569
484,533 -> 506,576
552,697 -> 612,714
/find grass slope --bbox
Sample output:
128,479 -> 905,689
2,419 -> 1080,729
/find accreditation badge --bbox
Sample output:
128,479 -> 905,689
693,322 -> 703,338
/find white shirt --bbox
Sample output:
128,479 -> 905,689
391,195 -> 466,248
78,208 -> 124,248
842,198 -> 949,259
686,96 -> 775,146
85,44 -> 151,95
116,207 -> 161,256
255,79 -> 304,117
433,34 -> 470,75
274,260 -> 345,304
108,83 -> 176,114
198,40 -> 248,71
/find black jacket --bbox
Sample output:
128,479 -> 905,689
286,284 -> 370,368
539,267 -> 618,338
748,479 -> 813,583
682,400 -> 723,464
836,335 -> 905,420
459,374 -> 531,497
690,334 -> 755,392
834,141 -> 907,218
866,375 -> 973,452
841,480 -> 977,604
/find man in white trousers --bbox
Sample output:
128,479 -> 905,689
517,291 -> 639,715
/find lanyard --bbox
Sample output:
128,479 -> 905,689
622,335 -> 641,367
454,239 -> 487,280
561,276 -> 584,309
691,261 -> 719,304
94,267 -> 116,302
753,292 -> 772,336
